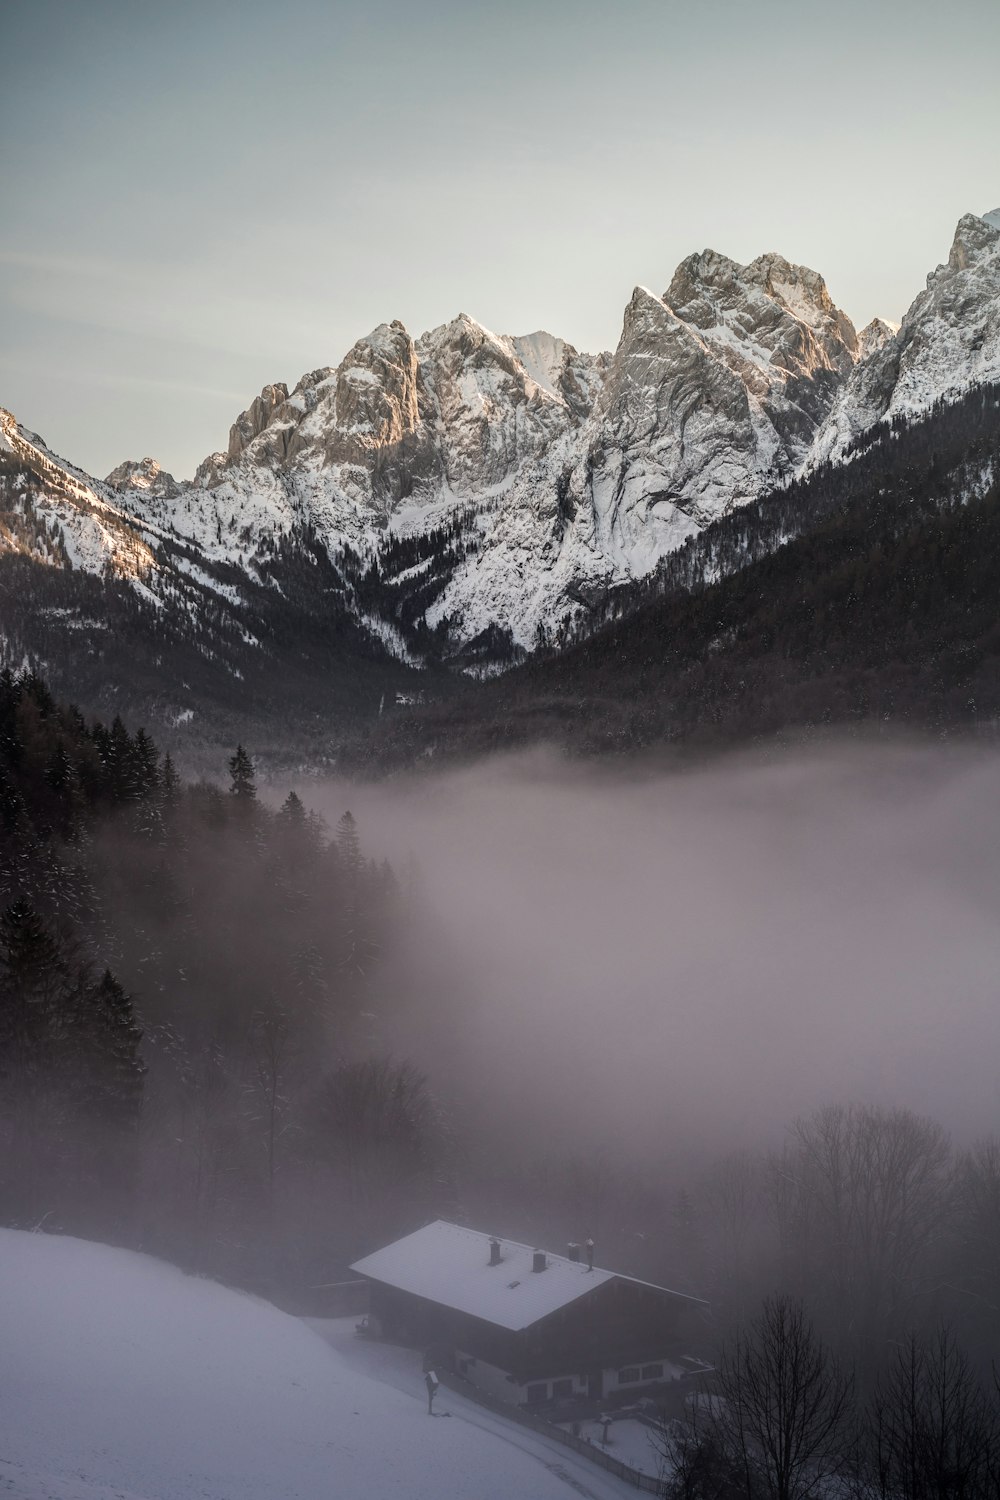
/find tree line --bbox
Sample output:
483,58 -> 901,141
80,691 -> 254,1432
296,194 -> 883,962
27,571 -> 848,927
661,1297 -> 1000,1500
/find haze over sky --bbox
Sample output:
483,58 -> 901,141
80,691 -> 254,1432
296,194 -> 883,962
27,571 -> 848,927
2,0 -> 998,480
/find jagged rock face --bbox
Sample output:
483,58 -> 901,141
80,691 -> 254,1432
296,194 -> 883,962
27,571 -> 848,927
106,456 -> 182,499
659,249 -> 857,450
284,323 -> 440,505
856,318 -> 898,360
200,316 -> 598,524
811,210 -> 1000,465
585,286 -> 758,532
227,383 -> 290,463
417,315 -> 580,492
560,252 -> 859,576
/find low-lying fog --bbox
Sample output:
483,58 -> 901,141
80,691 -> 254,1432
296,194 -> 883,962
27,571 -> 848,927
303,740 -> 1000,1162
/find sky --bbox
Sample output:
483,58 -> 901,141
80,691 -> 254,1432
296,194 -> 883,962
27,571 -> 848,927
1,0 -> 998,480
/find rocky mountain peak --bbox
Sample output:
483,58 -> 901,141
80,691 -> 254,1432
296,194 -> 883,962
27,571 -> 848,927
105,456 -> 181,498
664,246 -> 857,380
326,321 -> 423,448
809,210 -> 1000,469
947,211 -> 1000,273
855,318 -> 898,359
227,383 -> 290,463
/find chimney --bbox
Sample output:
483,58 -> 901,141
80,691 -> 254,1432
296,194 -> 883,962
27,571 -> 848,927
532,1250 -> 547,1273
489,1237 -> 502,1267
567,1243 -> 581,1262
585,1238 -> 595,1271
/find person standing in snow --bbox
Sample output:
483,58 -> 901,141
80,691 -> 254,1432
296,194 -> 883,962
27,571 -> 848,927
425,1369 -> 439,1415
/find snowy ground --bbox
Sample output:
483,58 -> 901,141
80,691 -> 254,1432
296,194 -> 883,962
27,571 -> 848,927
557,1419 -> 663,1479
0,1229 -> 638,1500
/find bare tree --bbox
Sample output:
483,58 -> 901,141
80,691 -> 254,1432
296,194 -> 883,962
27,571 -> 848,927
715,1295 -> 854,1500
700,1149 -> 772,1327
863,1329 -> 997,1500
311,1055 -> 435,1208
770,1105 -> 952,1363
657,1393 -> 743,1500
247,1006 -> 291,1194
949,1138 -> 1000,1358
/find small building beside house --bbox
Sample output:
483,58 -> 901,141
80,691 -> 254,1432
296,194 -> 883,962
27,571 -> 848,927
350,1220 -> 708,1410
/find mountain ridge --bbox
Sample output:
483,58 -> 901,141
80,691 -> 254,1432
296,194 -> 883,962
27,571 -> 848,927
2,208 -> 998,755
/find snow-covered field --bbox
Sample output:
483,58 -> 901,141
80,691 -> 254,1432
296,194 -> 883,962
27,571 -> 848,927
557,1419 -> 662,1479
0,1229 -> 637,1500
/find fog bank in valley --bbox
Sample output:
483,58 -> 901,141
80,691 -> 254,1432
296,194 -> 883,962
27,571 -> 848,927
307,741 -> 1000,1162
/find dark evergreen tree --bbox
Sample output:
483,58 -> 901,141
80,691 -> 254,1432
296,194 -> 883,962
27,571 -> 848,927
228,744 -> 256,802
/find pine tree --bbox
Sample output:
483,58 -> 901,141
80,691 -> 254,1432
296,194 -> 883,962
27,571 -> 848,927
0,898 -> 72,1083
278,790 -> 306,828
76,969 -> 145,1126
336,810 -> 360,876
228,745 -> 256,801
161,753 -> 180,807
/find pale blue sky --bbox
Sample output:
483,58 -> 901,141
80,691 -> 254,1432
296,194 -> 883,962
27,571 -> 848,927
2,0 -> 998,478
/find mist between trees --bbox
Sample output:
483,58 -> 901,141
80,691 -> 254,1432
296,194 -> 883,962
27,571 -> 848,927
2,668 -> 1000,1406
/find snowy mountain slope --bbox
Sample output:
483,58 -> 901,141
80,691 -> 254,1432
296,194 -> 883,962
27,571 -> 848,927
810,209 -> 1000,466
0,1229 -> 636,1500
0,408 -> 157,579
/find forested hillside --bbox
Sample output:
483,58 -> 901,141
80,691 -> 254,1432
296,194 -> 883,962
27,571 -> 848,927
0,669 -> 447,1293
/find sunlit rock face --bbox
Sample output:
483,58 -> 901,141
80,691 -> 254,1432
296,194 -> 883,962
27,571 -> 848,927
810,210 -> 1000,467
227,383 -> 291,464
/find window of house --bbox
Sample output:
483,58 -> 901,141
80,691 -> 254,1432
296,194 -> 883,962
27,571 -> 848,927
526,1383 -> 548,1405
551,1379 -> 573,1399
641,1364 -> 664,1381
618,1366 -> 640,1384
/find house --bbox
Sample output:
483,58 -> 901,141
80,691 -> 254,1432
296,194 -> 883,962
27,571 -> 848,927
350,1220 -> 709,1409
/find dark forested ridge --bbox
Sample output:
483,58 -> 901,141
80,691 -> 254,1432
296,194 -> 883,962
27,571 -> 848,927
351,384 -> 1000,766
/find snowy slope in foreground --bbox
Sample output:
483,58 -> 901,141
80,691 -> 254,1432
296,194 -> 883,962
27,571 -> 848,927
0,1229 -> 631,1500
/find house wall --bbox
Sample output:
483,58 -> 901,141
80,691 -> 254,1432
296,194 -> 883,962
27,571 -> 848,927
519,1277 -> 687,1376
603,1357 -> 678,1395
455,1352 -> 590,1408
455,1352 -> 522,1406
366,1274 -> 704,1407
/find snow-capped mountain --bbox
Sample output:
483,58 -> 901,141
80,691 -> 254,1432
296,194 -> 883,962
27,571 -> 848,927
2,208 -> 998,696
810,209 -> 1000,466
97,246 -> 864,654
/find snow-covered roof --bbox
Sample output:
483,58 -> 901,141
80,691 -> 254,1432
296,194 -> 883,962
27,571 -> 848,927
350,1221 -> 703,1333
